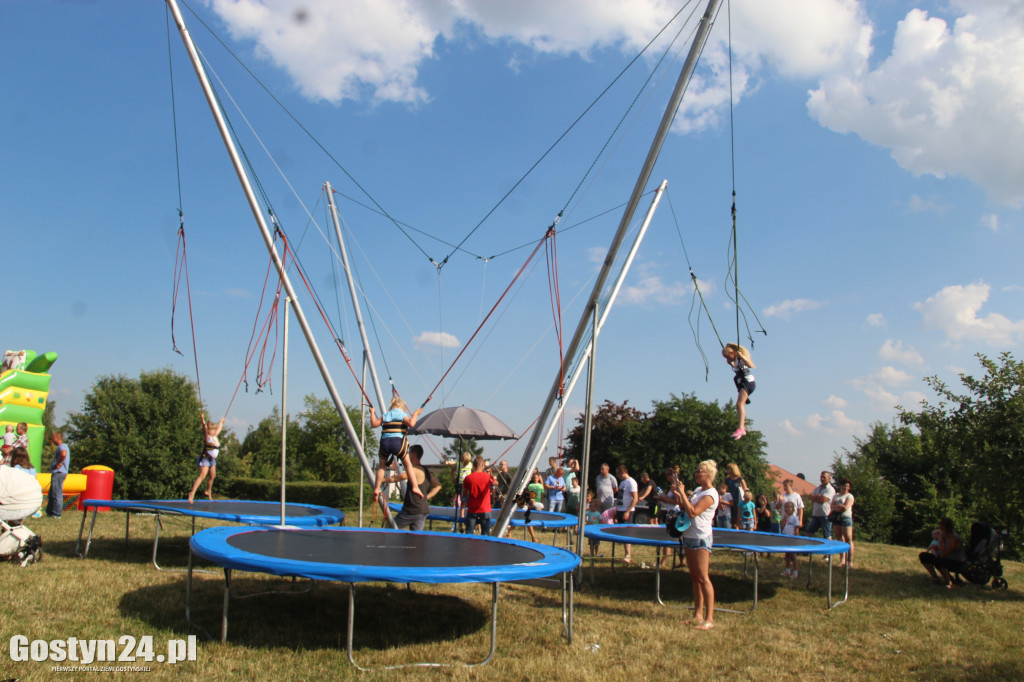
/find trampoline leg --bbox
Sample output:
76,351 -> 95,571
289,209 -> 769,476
654,548 -> 665,606
125,510 -> 131,545
346,581 -> 498,671
562,572 -> 575,644
185,549 -> 193,625
151,512 -> 163,570
827,556 -> 850,609
221,568 -> 231,643
75,506 -> 98,558
806,552 -> 813,588
714,549 -> 759,615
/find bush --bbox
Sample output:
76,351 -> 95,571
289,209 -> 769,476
218,476 -> 369,511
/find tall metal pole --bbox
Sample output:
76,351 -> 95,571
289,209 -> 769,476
494,0 -> 722,536
325,183 -> 386,411
165,0 -> 396,528
279,297 -> 289,526
496,181 -> 667,534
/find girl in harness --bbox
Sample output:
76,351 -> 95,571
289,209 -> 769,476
722,343 -> 755,440
369,396 -> 424,501
189,411 -> 225,503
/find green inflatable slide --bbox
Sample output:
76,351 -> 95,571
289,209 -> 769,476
0,349 -> 58,472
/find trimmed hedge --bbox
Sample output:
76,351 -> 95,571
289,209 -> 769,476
219,477 -> 369,511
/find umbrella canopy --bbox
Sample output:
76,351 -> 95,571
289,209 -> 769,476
409,406 -> 517,440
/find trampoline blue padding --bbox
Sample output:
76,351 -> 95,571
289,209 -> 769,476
584,525 -> 850,555
189,526 -> 581,584
387,502 -> 576,528
83,499 -> 344,527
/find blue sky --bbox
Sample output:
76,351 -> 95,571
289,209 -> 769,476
4,0 -> 1023,477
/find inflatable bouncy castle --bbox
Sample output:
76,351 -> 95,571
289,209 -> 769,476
0,349 -> 57,473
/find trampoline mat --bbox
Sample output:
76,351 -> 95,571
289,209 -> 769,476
191,527 -> 581,583
587,525 -> 850,555
84,499 -> 344,526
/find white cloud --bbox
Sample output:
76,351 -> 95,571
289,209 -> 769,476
907,194 -> 948,213
866,313 -> 885,327
901,390 -> 928,407
763,298 -> 823,320
223,287 -> 251,298
914,282 -> 1024,347
824,395 -> 848,409
413,330 -> 460,349
779,419 -> 802,436
203,2 -> 1024,204
879,339 -> 924,365
806,3 -> 1024,205
619,272 -> 688,306
981,213 -> 1000,232
806,409 -> 865,437
871,366 -> 913,386
587,247 -> 607,264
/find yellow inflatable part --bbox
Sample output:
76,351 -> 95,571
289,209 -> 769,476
37,473 -> 88,496
0,386 -> 48,409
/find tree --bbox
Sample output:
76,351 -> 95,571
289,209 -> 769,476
836,353 -> 1024,556
562,394 -> 770,492
831,423 -> 900,544
292,395 -> 373,483
65,369 -> 223,499
238,396 -> 375,483
441,437 -> 484,464
900,353 -> 1024,555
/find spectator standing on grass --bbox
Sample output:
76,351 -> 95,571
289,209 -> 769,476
527,472 -> 546,511
780,500 -> 801,578
492,460 -> 512,507
47,432 -> 69,519
725,463 -> 748,529
738,490 -> 756,530
715,482 -> 733,529
462,455 -> 494,535
780,478 -> 804,530
388,445 -> 442,531
672,459 -> 719,630
595,463 -> 617,512
804,471 -> 835,539
544,467 -> 567,513
614,464 -> 638,564
831,477 -> 855,567
754,493 -> 771,533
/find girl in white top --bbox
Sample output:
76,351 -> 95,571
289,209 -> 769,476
780,501 -> 800,578
671,458 -> 720,630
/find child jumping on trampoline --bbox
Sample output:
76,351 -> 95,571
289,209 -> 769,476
189,411 -> 225,503
722,343 -> 755,439
370,396 -> 424,502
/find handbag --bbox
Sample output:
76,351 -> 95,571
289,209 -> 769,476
664,509 -> 691,538
827,509 -> 843,524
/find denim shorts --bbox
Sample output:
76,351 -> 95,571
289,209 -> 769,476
682,537 -> 711,551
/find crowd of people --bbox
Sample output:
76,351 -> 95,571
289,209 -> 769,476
1,423 -> 69,520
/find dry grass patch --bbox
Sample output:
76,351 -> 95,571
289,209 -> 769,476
1,510 -> 1021,681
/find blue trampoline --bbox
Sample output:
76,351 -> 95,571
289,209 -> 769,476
584,525 -> 851,611
386,502 -> 576,529
75,499 -> 344,570
187,526 -> 580,670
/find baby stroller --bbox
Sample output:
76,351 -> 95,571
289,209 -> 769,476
953,521 -> 1007,590
0,466 -> 44,567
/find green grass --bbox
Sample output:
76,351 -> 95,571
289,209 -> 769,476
2,508 -> 1022,681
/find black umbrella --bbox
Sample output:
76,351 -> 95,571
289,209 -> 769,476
409,406 -> 517,440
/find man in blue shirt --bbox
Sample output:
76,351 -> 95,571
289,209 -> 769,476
47,432 -> 69,518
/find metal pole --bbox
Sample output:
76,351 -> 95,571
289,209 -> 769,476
280,297 -> 289,526
494,0 -> 721,534
325,183 -> 386,410
165,0 -> 395,528
495,179 -> 670,535
359,352 -> 367,527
